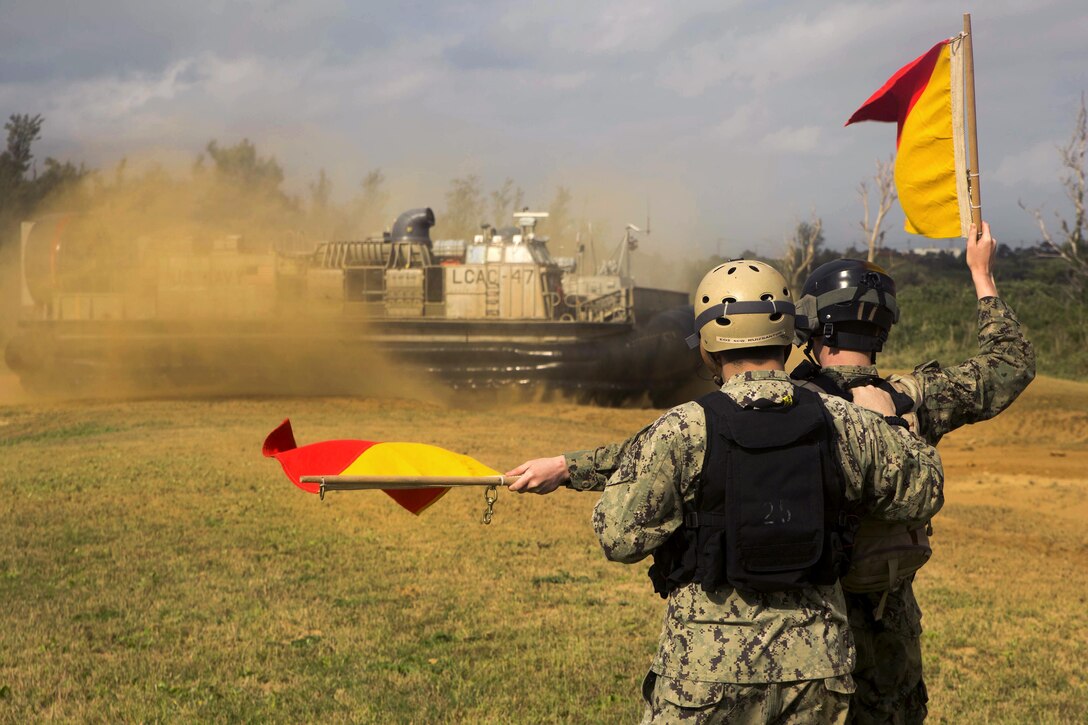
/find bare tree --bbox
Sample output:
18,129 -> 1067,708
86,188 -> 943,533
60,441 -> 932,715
548,185 -> 574,255
490,177 -> 523,226
858,155 -> 896,262
1021,94 -> 1088,291
441,174 -> 486,240
781,213 -> 824,291
341,169 -> 389,237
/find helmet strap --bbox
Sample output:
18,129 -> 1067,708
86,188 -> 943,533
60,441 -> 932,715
802,339 -> 821,370
830,329 -> 885,354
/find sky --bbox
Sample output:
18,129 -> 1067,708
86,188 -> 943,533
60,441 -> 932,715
1,0 -> 1086,258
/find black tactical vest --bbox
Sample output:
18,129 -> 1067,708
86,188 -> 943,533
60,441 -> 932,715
648,385 -> 851,597
790,360 -> 916,418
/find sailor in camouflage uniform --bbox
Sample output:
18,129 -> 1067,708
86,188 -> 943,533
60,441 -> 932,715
509,222 -> 1030,724
523,260 -> 945,723
787,221 -> 1035,724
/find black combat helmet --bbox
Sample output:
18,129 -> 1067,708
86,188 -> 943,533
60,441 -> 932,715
795,259 -> 899,353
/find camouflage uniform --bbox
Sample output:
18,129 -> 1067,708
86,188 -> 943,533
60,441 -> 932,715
818,296 -> 1035,725
573,297 -> 1032,723
592,369 -> 945,723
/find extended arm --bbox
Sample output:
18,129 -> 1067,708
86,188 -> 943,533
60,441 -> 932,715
505,425 -> 651,494
505,456 -> 569,494
564,434 -> 641,491
901,222 -> 1036,441
592,406 -> 702,563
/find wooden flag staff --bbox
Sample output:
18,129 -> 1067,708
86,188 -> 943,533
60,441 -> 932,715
300,474 -> 522,523
301,474 -> 519,493
963,13 -> 983,237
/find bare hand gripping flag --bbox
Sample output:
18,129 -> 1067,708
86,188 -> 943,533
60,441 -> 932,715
847,38 -> 970,238
262,419 -> 498,515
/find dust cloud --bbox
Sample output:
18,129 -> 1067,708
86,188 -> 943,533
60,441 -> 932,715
539,165 -> 704,295
0,160 -> 451,405
0,145 -> 717,407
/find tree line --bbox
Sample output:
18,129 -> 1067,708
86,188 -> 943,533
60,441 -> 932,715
2,110 -> 1086,379
0,114 -> 88,247
0,116 -> 597,258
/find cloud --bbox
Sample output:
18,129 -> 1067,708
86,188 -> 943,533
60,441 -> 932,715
993,140 -> 1064,188
655,3 -> 920,97
498,0 -> 730,57
543,71 -> 592,91
656,43 -> 732,99
444,41 -> 532,72
712,104 -> 839,156
759,125 -> 825,154
63,59 -> 202,119
1,28 -> 458,138
712,102 -> 764,141
0,0 -> 1083,250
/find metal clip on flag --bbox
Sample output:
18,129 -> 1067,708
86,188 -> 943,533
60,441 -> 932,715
301,474 -> 517,523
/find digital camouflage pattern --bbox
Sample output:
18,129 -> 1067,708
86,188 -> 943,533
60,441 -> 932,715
641,670 -> 853,724
819,295 -> 1035,725
824,297 -> 1036,449
566,434 -> 641,492
892,296 -> 1035,441
571,296 -> 1030,721
565,298 -> 1032,495
592,370 -> 945,690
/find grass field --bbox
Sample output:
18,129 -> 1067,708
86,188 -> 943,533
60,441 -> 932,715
1,373 -> 1086,723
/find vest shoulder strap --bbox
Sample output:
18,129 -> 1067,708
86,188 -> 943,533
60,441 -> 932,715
804,373 -> 850,400
793,364 -> 918,419
878,379 -> 919,417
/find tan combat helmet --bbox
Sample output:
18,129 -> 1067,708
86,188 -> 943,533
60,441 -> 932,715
685,260 -> 796,352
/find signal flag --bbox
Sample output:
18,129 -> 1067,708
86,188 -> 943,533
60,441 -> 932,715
846,37 -> 971,239
262,419 -> 498,515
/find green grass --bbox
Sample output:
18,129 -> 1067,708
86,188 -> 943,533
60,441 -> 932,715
881,277 -> 1088,380
0,392 -> 1084,722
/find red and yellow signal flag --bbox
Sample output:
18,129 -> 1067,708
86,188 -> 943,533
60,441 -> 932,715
846,37 -> 971,238
262,419 -> 498,515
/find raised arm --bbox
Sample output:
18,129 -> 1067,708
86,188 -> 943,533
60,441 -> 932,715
895,221 -> 1036,442
967,221 -> 999,299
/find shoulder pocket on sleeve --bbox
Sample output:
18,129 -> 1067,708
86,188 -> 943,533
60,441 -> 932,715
913,359 -> 940,373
